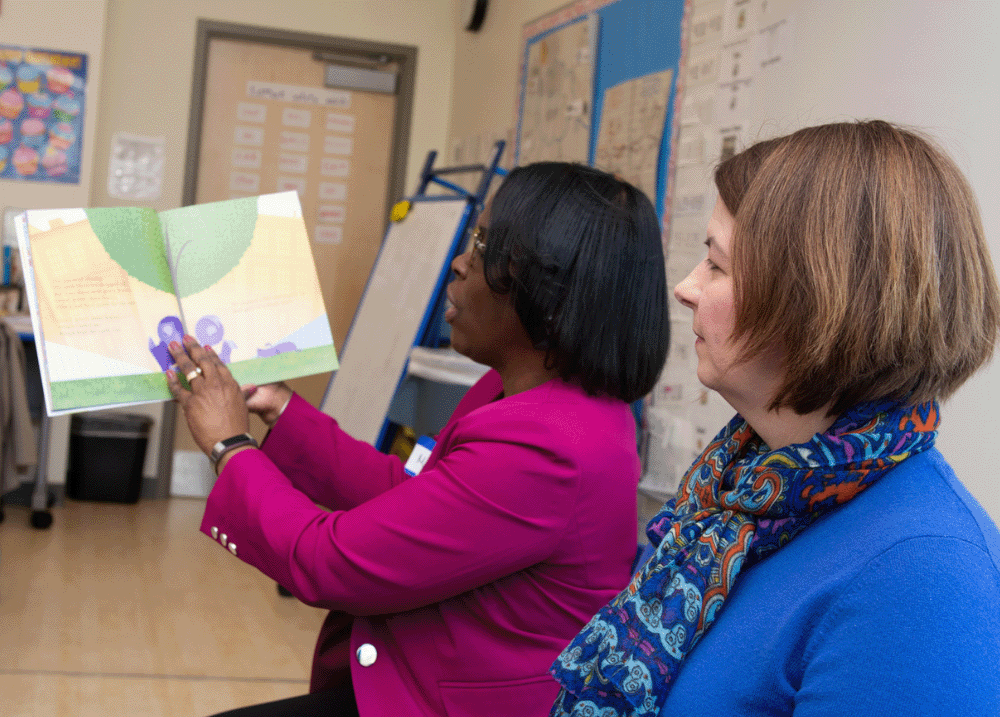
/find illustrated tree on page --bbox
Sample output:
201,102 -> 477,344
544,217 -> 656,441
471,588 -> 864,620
87,200 -> 260,367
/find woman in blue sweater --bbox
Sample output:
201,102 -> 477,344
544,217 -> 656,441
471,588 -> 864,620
550,120 -> 1000,716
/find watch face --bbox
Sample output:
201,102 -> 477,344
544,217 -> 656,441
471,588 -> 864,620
212,434 -> 256,463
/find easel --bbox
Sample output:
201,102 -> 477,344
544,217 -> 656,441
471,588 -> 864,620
411,141 -> 508,349
318,141 -> 507,453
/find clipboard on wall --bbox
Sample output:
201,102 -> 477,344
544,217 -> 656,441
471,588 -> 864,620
319,142 -> 506,449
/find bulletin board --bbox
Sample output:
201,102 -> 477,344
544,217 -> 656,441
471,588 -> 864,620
515,0 -> 686,495
516,0 -> 687,219
643,0 -> 799,500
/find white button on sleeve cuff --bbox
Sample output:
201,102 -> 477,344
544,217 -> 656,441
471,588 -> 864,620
228,542 -> 237,556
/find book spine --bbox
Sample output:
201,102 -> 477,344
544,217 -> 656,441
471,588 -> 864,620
161,226 -> 188,334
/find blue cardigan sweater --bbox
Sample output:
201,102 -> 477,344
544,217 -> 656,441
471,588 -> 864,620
653,448 -> 1000,715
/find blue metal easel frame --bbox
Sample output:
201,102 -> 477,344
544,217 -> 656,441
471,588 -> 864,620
414,143 -> 507,349
375,140 -> 506,451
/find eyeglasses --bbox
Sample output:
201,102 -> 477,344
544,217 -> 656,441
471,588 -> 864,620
469,226 -> 486,263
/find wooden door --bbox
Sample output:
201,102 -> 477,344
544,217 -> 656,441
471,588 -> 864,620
169,22 -> 414,465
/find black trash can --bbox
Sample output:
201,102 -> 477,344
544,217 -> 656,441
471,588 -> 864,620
67,413 -> 154,503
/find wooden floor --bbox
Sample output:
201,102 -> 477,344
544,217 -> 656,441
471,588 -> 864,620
0,498 -> 327,716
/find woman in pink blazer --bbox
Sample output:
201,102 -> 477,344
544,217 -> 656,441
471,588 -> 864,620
166,163 -> 670,717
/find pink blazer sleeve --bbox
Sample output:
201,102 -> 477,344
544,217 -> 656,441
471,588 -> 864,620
200,405 -> 583,616
259,393 -> 404,510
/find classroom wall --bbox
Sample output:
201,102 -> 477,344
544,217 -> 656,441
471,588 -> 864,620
0,0 -> 109,489
447,0 -> 566,150
445,0 -> 1000,520
91,0 -> 458,213
732,0 -> 1000,520
6,0 -> 999,520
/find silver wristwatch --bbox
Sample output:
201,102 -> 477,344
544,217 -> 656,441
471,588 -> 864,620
210,433 -> 258,472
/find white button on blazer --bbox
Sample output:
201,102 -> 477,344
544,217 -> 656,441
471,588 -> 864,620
356,643 -> 377,667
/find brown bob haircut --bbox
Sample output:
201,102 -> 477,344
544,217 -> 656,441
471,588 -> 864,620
716,120 -> 1000,416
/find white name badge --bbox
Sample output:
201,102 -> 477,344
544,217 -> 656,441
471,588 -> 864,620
403,435 -> 436,476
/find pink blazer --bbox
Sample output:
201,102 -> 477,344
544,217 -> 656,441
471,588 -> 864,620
201,371 -> 639,716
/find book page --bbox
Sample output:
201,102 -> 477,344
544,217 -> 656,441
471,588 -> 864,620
21,207 -> 181,414
159,191 -> 338,387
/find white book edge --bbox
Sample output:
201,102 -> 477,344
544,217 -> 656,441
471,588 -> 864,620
14,211 -> 55,417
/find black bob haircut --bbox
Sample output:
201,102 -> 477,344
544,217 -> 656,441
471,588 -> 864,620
481,162 -> 669,403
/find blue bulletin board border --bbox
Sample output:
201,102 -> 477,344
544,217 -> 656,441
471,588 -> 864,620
517,0 -> 687,221
0,45 -> 88,185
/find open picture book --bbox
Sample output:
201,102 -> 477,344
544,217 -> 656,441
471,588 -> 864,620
15,190 -> 339,416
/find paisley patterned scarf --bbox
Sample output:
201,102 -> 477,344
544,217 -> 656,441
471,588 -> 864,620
550,399 -> 940,717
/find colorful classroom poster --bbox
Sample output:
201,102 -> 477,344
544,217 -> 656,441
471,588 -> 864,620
0,45 -> 87,185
